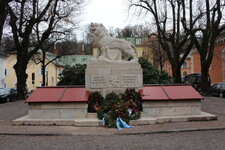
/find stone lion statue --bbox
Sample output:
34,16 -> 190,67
90,23 -> 138,62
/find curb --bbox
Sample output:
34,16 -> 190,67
1,127 -> 225,136
116,127 -> 225,135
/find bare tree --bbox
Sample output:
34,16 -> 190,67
32,47 -> 61,87
1,36 -> 15,53
7,0 -> 83,99
181,0 -> 225,93
129,0 -> 194,83
148,34 -> 167,73
0,1 -> 11,50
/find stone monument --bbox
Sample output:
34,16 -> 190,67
85,23 -> 143,95
13,23 -> 217,126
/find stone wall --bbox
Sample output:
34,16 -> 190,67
28,103 -> 88,119
142,100 -> 201,117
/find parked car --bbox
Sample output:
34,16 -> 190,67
0,88 -> 17,103
183,73 -> 211,92
209,82 -> 225,98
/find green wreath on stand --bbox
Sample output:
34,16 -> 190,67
88,89 -> 142,128
88,91 -> 104,112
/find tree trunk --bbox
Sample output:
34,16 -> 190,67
171,63 -> 182,83
14,61 -> 28,100
41,51 -> 46,86
42,66 -> 46,86
159,63 -> 163,84
200,60 -> 211,95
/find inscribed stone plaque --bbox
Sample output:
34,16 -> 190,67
108,75 -> 120,87
121,75 -> 138,87
91,76 -> 107,88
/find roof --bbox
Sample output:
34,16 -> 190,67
45,52 -> 65,67
141,85 -> 203,101
26,86 -> 89,103
26,85 -> 202,103
56,54 -> 93,66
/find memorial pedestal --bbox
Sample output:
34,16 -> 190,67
85,59 -> 143,96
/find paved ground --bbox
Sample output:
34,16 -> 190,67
0,96 -> 225,149
1,130 -> 225,150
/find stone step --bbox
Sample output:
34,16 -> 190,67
13,115 -> 102,127
87,113 -> 98,119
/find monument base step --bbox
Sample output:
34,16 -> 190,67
13,115 -> 101,127
87,113 -> 98,119
13,111 -> 216,127
155,111 -> 217,123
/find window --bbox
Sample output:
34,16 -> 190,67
182,61 -> 188,68
217,84 -> 221,88
82,58 -> 87,62
72,58 -> 76,62
39,68 -> 42,76
32,73 -> 35,80
222,84 -> 225,89
32,73 -> 35,84
4,69 -> 8,76
212,84 -> 218,89
39,68 -> 48,76
135,38 -> 141,44
58,68 -> 62,75
142,50 -> 147,56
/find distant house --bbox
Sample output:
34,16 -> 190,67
56,54 -> 93,66
162,33 -> 225,84
191,37 -> 225,83
0,49 -> 94,90
2,52 -> 64,91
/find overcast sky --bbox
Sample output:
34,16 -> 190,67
82,0 -> 130,28
77,0 -> 145,40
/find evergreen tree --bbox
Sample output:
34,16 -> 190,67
58,64 -> 86,85
138,57 -> 172,84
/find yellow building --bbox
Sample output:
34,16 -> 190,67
3,53 -> 64,91
136,44 -> 153,63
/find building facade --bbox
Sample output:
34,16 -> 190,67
2,53 -> 64,91
1,51 -> 94,91
162,42 -> 225,84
